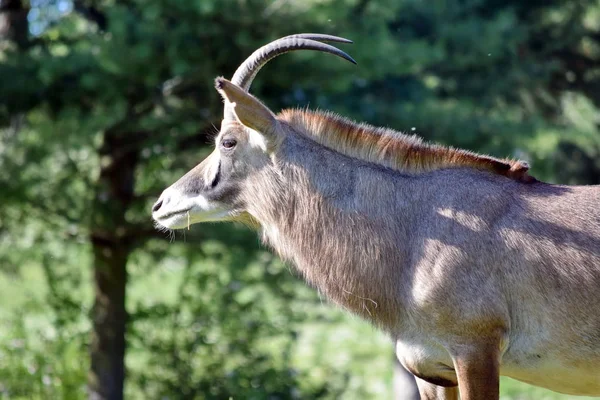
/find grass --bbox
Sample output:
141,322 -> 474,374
0,262 -> 597,399
295,314 -> 598,399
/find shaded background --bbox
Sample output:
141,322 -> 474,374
1,0 -> 600,399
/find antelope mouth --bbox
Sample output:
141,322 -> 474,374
155,208 -> 192,221
153,207 -> 194,230
153,203 -> 240,230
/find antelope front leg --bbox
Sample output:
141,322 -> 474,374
414,377 -> 458,400
452,346 -> 500,400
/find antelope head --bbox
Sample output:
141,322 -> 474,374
152,34 -> 355,230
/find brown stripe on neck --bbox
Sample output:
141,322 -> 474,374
278,109 -> 536,183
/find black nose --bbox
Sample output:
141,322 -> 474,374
152,199 -> 163,213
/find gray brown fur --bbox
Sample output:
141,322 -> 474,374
153,55 -> 600,400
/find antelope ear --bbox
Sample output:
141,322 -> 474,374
215,77 -> 277,136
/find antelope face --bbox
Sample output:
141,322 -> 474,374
152,116 -> 272,230
152,34 -> 354,230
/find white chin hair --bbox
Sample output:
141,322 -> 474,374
152,190 -> 235,230
154,212 -> 193,230
155,209 -> 235,230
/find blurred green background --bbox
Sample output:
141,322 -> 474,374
1,0 -> 599,399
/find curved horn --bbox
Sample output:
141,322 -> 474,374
223,34 -> 355,121
232,34 -> 355,90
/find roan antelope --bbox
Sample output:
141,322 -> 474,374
152,34 -> 600,399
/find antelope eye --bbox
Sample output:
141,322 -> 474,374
221,139 -> 237,149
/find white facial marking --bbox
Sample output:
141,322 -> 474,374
247,128 -> 268,152
193,193 -> 213,210
203,153 -> 220,184
152,186 -> 233,230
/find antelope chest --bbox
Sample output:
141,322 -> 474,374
395,329 -> 600,396
395,333 -> 458,387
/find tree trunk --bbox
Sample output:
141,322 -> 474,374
0,0 -> 28,48
88,236 -> 129,400
88,128 -> 139,400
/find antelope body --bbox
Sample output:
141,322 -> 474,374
152,35 -> 600,399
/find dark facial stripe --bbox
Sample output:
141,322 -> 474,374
211,160 -> 221,189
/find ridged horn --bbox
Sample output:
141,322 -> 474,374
223,33 -> 355,121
